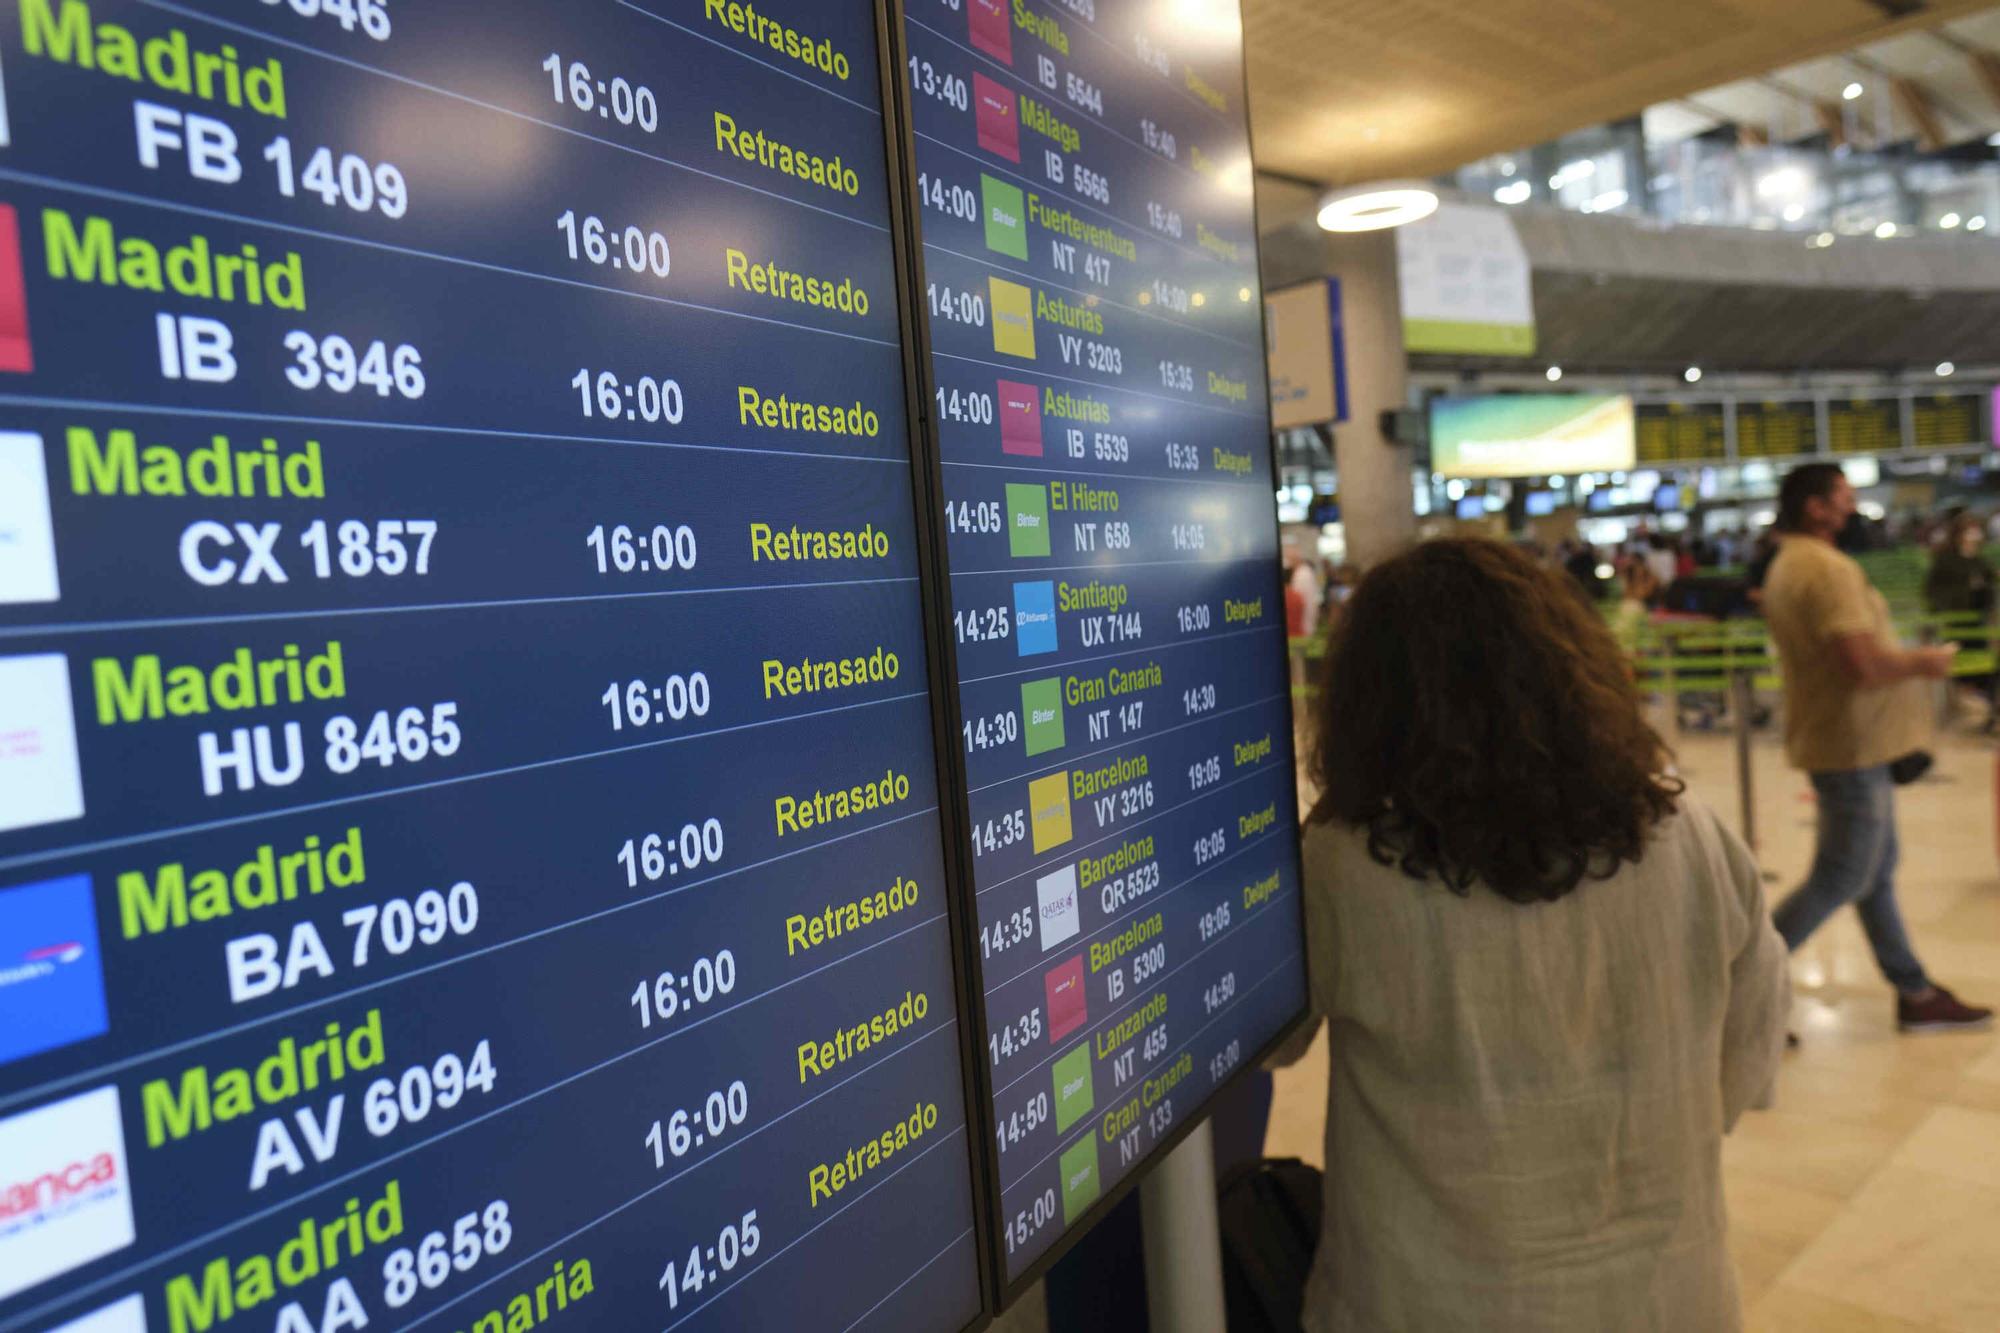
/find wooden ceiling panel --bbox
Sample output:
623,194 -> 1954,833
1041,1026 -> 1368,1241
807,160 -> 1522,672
1244,0 -> 2000,184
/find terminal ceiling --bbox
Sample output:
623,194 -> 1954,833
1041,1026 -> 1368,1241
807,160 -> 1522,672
1243,0 -> 2000,186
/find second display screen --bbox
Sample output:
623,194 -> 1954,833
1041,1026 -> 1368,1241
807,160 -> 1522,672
897,0 -> 1311,1288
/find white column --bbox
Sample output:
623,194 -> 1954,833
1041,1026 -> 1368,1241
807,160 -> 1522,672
1139,1120 -> 1228,1333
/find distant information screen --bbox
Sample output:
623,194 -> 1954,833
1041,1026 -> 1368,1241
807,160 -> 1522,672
0,3 -> 984,1331
1429,393 -> 1638,479
900,0 -> 1309,1286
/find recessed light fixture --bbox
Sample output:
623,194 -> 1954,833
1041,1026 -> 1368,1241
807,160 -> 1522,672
1684,367 -> 1704,384
1938,361 -> 1957,377
1546,366 -> 1564,382
1494,180 -> 1532,206
1783,203 -> 1805,223
1238,286 -> 1252,302
1971,216 -> 1989,231
1843,82 -> 1864,101
1875,221 -> 1898,239
1316,183 -> 1439,232
1942,212 -> 1963,229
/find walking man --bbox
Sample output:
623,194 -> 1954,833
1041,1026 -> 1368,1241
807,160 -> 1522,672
1762,464 -> 1992,1032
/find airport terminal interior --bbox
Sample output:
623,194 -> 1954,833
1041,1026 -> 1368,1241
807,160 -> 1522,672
3,0 -> 2000,1331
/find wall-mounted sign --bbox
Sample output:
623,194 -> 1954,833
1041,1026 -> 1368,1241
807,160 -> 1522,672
1396,204 -> 1535,356
1266,279 -> 1348,428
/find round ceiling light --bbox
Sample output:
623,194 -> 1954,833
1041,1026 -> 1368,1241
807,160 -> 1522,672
1316,183 -> 1439,233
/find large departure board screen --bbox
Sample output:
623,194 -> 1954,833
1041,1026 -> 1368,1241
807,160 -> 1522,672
896,0 -> 1309,1289
0,3 -> 986,1331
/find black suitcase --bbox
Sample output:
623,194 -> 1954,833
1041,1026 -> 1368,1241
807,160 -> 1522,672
1217,1157 -> 1324,1332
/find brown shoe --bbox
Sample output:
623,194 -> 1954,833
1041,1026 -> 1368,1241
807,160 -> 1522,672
1898,986 -> 1995,1034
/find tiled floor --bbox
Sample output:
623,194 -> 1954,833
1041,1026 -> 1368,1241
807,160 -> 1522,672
1266,709 -> 2000,1332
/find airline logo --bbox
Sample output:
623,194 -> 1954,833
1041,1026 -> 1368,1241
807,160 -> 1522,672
0,874 -> 107,1067
0,1087 -> 137,1302
1052,1043 -> 1094,1132
1059,1135 -> 1100,1223
1044,954 -> 1087,1041
981,174 -> 1028,260
0,654 -> 85,835
997,379 -> 1043,457
1020,677 -> 1065,756
1013,581 -> 1058,656
973,73 -> 1019,162
989,277 -> 1036,359
0,431 -> 59,604
968,0 -> 1012,63
0,204 -> 33,372
1034,862 -> 1079,949
52,1295 -> 147,1333
1006,483 -> 1050,558
1030,771 -> 1073,852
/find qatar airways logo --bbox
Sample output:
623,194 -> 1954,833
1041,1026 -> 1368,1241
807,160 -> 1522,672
1036,864 -> 1080,950
0,1087 -> 136,1302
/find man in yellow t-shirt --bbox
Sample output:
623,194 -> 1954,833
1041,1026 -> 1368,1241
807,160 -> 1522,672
1763,464 -> 1991,1033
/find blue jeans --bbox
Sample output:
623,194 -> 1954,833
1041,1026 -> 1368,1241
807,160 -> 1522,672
1773,765 -> 1930,993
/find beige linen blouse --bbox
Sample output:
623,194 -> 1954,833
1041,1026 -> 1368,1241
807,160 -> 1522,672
1291,799 -> 1789,1332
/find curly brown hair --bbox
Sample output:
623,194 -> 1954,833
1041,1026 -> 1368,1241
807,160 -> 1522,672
1308,538 -> 1683,903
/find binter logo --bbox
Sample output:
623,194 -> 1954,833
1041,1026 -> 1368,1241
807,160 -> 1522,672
981,174 -> 1028,260
0,1086 -> 137,1302
1006,483 -> 1050,558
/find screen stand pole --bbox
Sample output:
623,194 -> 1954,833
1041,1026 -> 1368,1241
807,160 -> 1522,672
1140,1119 -> 1228,1332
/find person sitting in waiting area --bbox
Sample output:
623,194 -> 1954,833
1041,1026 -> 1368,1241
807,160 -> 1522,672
1279,538 -> 1790,1332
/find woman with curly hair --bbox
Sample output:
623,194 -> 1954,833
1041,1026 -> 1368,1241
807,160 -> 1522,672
1286,538 -> 1789,1333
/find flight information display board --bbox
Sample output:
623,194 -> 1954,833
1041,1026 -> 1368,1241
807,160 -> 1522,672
1634,402 -> 1724,465
895,0 -> 1309,1291
1735,399 -> 1819,459
1828,397 -> 1901,455
0,3 -> 986,1331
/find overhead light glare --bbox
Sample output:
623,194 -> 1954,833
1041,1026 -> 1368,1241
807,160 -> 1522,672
1545,366 -> 1563,382
1548,159 -> 1598,190
1937,361 -> 1957,377
1875,221 -> 1898,239
1494,180 -> 1532,205
1684,366 -> 1704,384
1782,203 -> 1805,223
1317,183 -> 1439,232
1582,188 -> 1628,214
1843,81 -> 1864,101
1942,212 -> 1963,229
1971,216 -> 1989,231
